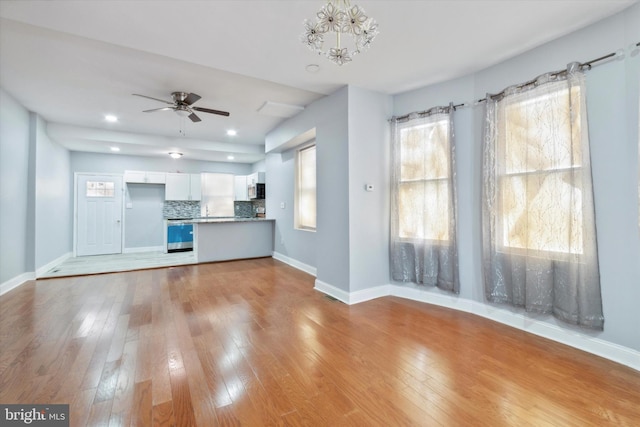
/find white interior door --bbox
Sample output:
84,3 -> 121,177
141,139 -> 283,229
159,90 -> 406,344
76,174 -> 123,256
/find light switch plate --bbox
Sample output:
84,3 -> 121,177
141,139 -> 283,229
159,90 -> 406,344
280,202 -> 286,209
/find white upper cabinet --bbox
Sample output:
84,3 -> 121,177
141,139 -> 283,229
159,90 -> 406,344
234,175 -> 248,201
247,172 -> 265,185
165,173 -> 201,201
124,170 -> 166,184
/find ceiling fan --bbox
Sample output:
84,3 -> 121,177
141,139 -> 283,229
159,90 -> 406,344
132,92 -> 230,122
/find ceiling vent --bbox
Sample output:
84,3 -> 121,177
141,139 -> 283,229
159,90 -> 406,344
257,101 -> 304,118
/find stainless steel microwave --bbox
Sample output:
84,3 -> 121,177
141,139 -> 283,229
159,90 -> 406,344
248,183 -> 265,199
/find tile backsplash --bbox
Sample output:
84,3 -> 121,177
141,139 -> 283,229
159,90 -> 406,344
164,200 -> 265,219
163,201 -> 201,219
234,200 -> 265,218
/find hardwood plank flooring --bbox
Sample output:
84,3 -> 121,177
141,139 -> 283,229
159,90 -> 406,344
1,257 -> 639,426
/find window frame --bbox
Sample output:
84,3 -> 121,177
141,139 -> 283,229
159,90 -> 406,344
294,142 -> 317,232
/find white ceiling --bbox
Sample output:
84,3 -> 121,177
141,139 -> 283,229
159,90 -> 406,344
0,0 -> 635,164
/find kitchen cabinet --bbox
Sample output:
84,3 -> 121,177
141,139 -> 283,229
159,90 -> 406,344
165,173 -> 201,201
247,172 -> 265,186
124,170 -> 166,184
234,175 -> 248,201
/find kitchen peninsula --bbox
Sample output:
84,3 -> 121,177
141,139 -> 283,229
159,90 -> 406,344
168,217 -> 275,263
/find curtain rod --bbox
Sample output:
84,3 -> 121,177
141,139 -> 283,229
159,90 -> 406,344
393,44 -> 637,122
473,49 -> 623,104
391,103 -> 464,122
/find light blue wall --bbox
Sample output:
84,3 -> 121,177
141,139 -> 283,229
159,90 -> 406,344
266,87 -> 350,290
34,114 -> 72,270
124,184 -> 165,249
347,86 -> 393,292
0,89 -> 31,283
0,90 -> 72,284
393,4 -> 640,350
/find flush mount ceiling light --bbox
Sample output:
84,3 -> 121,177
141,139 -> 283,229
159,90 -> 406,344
169,152 -> 183,159
301,0 -> 378,66
105,114 -> 118,122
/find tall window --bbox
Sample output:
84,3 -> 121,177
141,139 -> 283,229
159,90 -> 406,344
498,85 -> 584,256
398,119 -> 451,241
390,107 -> 459,293
295,144 -> 316,231
482,64 -> 603,330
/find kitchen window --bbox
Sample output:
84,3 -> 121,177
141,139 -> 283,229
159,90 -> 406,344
295,143 -> 316,231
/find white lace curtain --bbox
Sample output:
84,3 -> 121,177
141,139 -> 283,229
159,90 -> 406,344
390,106 -> 459,293
482,62 -> 604,329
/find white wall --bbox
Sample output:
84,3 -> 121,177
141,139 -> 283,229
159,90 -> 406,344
33,114 -> 72,270
393,4 -> 640,351
70,151 -> 252,176
0,89 -> 31,284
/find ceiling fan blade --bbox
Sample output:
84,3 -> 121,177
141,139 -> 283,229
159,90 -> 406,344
143,107 -> 174,113
184,93 -> 201,105
132,93 -> 173,105
192,106 -> 230,117
188,112 -> 201,122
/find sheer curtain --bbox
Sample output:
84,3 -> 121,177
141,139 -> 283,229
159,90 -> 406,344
482,62 -> 604,329
390,105 -> 459,293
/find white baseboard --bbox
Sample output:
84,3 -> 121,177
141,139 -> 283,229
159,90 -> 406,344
0,272 -> 36,296
36,252 -> 72,277
313,281 -> 640,372
272,251 -> 317,277
123,246 -> 165,254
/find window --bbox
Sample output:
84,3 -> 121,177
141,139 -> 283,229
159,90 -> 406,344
295,144 -> 316,231
398,118 -> 451,241
86,181 -> 115,197
498,84 -> 584,255
201,173 -> 234,217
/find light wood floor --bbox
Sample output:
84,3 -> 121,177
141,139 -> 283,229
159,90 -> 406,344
1,258 -> 638,426
39,251 -> 196,278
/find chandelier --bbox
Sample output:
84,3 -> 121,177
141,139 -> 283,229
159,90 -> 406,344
301,0 -> 379,66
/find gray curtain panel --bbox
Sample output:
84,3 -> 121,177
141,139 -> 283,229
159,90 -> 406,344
390,105 -> 459,293
481,62 -> 604,330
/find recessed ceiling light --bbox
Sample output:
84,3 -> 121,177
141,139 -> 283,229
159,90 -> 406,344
110,146 -> 120,152
305,64 -> 320,73
105,115 -> 118,122
169,152 -> 183,159
226,129 -> 237,136
227,155 -> 235,160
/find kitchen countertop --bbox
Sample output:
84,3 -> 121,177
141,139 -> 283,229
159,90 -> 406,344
166,217 -> 274,224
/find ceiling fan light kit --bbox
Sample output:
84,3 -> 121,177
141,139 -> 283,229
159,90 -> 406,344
133,91 -> 230,123
301,0 -> 378,66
